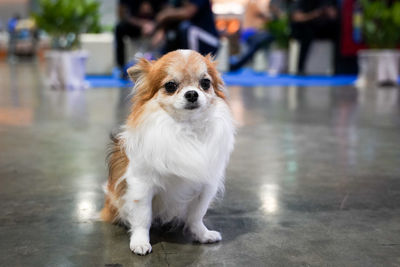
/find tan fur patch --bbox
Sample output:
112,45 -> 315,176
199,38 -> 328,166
100,197 -> 119,223
205,54 -> 226,100
127,58 -> 167,127
101,135 -> 129,223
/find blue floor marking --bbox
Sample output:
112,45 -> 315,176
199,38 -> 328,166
86,75 -> 132,88
86,69 -> 398,88
223,70 -> 357,87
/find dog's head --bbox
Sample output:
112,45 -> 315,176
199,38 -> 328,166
127,50 -> 226,124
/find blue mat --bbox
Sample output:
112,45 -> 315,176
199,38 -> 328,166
86,69 -> 361,88
223,69 -> 357,87
86,76 -> 132,88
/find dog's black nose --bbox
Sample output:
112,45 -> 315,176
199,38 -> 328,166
184,90 -> 198,103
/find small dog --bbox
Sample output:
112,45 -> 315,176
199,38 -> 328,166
101,50 -> 235,255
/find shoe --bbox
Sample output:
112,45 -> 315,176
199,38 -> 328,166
120,71 -> 129,81
378,80 -> 397,87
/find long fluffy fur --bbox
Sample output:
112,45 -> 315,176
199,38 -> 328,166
100,134 -> 128,223
101,50 -> 235,255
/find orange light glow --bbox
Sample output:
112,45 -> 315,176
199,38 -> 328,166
227,20 -> 240,34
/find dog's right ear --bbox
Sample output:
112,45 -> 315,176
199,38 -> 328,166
127,58 -> 152,82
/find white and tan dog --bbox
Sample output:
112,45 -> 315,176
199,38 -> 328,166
101,50 -> 235,255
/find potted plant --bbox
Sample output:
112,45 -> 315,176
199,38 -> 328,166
266,14 -> 290,76
33,0 -> 101,89
356,0 -> 400,87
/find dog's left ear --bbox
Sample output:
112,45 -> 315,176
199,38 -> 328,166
205,54 -> 227,99
127,58 -> 152,82
205,54 -> 218,68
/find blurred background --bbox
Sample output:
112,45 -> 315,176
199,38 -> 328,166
1,1 -> 400,266
0,0 -> 399,87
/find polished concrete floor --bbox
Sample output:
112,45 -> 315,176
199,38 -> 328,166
1,62 -> 400,267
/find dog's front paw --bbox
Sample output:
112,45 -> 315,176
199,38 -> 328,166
195,230 -> 222,244
130,239 -> 152,255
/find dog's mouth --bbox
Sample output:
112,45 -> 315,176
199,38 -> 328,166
184,103 -> 200,110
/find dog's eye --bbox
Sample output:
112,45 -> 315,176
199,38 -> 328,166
165,81 -> 178,93
200,78 -> 211,90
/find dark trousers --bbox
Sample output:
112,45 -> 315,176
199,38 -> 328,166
162,21 -> 219,56
229,31 -> 274,71
115,21 -> 141,68
291,19 -> 339,73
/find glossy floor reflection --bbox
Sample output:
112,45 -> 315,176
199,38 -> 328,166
1,62 -> 400,266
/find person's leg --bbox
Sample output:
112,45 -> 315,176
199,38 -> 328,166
314,19 -> 340,74
115,21 -> 141,69
298,39 -> 312,74
292,22 -> 314,74
185,24 -> 219,56
229,31 -> 274,71
159,22 -> 189,56
161,30 -> 180,55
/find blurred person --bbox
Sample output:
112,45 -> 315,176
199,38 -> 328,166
290,0 -> 339,74
7,14 -> 20,33
7,14 -> 21,58
153,0 -> 219,56
115,0 -> 163,74
229,0 -> 277,71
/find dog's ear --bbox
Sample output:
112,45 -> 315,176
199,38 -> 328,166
205,53 -> 218,68
204,54 -> 227,99
127,58 -> 152,82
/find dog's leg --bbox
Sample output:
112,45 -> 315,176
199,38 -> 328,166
186,185 -> 221,243
124,180 -> 154,255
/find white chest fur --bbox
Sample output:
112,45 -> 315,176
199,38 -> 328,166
122,98 -> 235,186
119,99 -> 235,223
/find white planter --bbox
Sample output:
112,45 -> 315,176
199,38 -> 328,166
268,49 -> 288,76
356,49 -> 400,88
45,50 -> 89,89
81,33 -> 113,75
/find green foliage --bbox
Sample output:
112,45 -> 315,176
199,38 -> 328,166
361,0 -> 400,49
267,15 -> 290,49
32,0 -> 101,50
